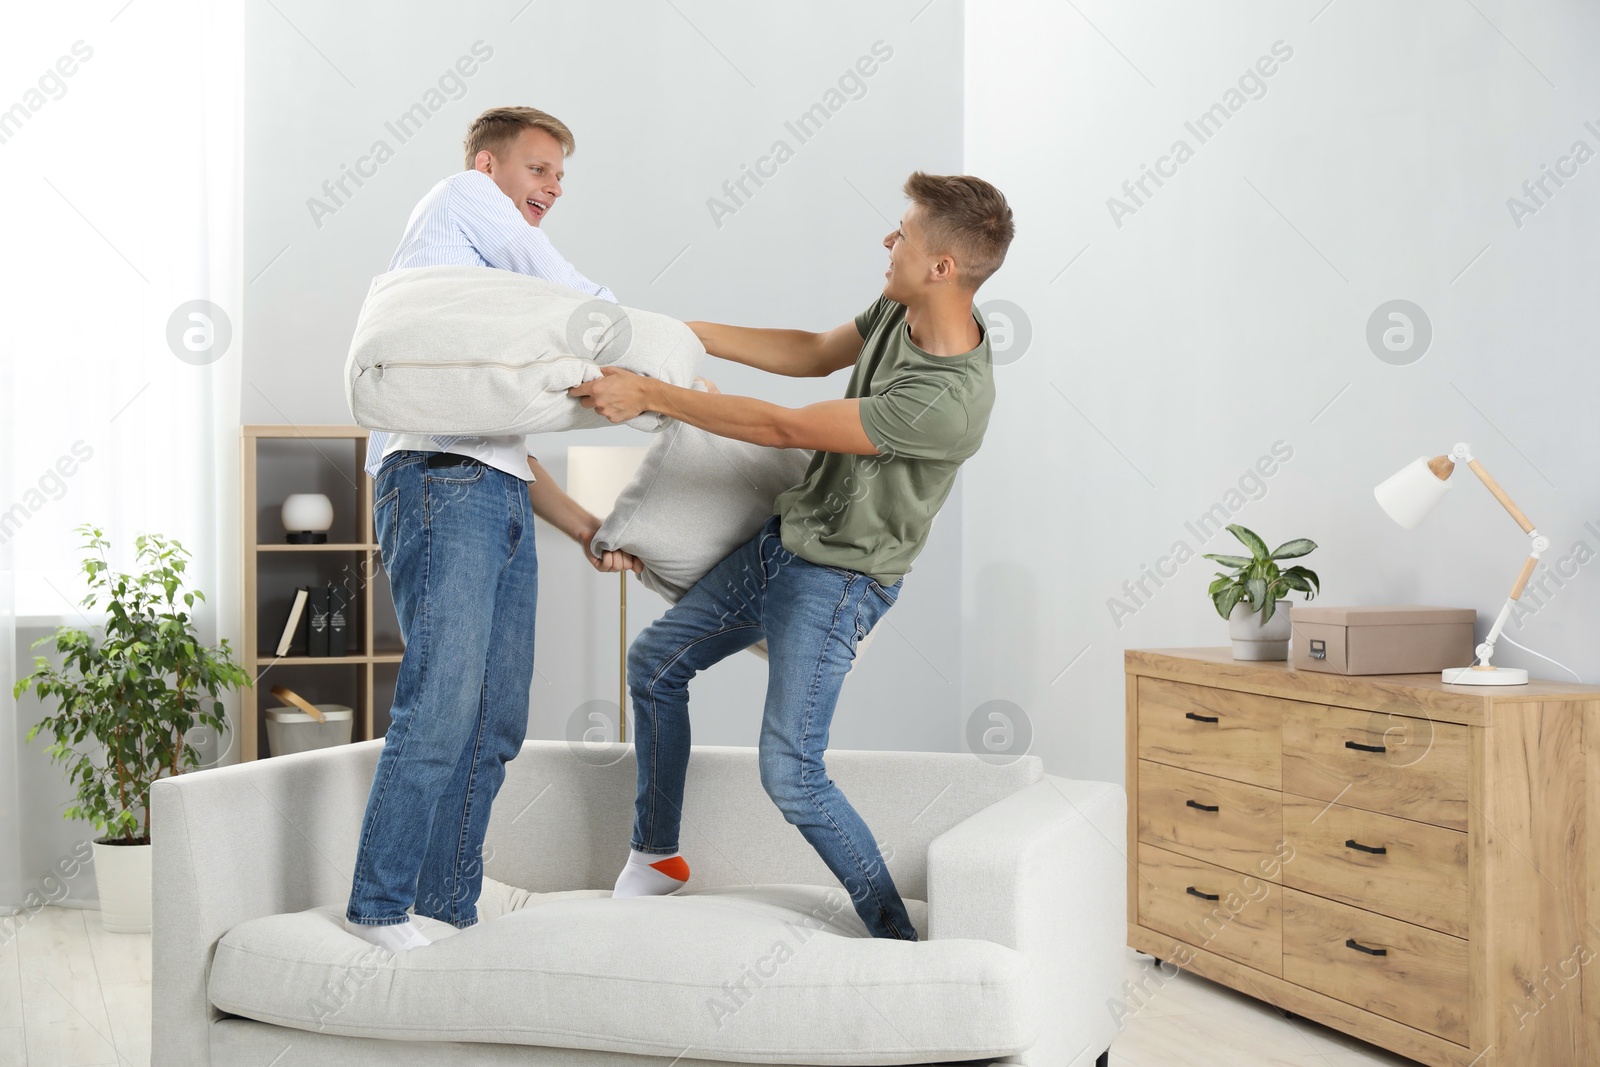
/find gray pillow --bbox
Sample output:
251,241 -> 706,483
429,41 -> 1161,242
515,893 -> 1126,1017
594,392 -> 812,602
593,397 -> 878,664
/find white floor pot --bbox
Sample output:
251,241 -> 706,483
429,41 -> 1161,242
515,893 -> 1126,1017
91,840 -> 152,933
1228,599 -> 1293,661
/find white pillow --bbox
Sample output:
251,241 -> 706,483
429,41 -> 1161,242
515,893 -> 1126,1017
345,265 -> 705,436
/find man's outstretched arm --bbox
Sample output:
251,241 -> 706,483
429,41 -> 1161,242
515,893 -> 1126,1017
569,369 -> 878,456
525,456 -> 643,573
689,320 -> 862,378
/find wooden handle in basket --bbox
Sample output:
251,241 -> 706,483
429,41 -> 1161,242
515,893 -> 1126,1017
269,685 -> 328,724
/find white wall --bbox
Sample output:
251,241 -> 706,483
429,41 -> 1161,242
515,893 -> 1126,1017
243,1 -> 968,753
964,0 -> 1600,783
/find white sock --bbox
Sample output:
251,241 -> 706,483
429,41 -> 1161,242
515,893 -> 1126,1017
343,917 -> 432,952
612,848 -> 690,898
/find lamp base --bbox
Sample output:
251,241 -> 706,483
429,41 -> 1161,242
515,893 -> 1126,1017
285,532 -> 328,544
1441,664 -> 1529,686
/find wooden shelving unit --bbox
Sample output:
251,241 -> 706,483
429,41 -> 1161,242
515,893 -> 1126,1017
240,425 -> 400,761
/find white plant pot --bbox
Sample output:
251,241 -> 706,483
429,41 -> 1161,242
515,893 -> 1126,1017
91,840 -> 151,933
1228,599 -> 1293,661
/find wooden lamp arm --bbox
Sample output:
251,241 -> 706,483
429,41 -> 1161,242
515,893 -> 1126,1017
1465,457 -> 1536,534
1508,555 -> 1540,601
1444,448 -> 1550,664
1433,449 -> 1544,604
1463,455 -> 1544,603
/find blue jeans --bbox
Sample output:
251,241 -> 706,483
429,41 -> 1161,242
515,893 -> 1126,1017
627,514 -> 914,940
346,452 -> 538,929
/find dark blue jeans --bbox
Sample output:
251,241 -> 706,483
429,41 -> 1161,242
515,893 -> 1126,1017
627,514 -> 914,940
346,451 -> 538,929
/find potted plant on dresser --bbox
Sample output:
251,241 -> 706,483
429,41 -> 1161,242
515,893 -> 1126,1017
13,525 -> 250,932
1204,523 -> 1320,660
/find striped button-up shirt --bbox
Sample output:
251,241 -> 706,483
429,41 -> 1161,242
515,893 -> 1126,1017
363,168 -> 617,480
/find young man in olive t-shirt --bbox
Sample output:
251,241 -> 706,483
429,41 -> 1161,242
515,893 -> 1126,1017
569,172 -> 1015,940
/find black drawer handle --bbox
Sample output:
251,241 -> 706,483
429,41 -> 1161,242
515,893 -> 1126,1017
1185,711 -> 1219,723
1345,938 -> 1388,957
1186,886 -> 1220,901
1344,740 -> 1387,753
1345,839 -> 1388,855
1185,799 -> 1220,812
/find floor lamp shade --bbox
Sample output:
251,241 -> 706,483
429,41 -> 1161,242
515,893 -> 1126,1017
1374,457 -> 1453,530
566,447 -> 650,528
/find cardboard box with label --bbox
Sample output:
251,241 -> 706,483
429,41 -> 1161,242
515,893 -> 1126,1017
1289,605 -> 1476,675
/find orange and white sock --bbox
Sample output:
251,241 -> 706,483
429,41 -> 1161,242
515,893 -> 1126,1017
612,847 -> 690,898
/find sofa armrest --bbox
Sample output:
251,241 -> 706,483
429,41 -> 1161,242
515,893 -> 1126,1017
151,739 -> 382,1066
927,775 -> 1127,1067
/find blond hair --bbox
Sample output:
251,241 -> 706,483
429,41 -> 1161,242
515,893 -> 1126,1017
903,172 -> 1015,289
463,107 -> 575,169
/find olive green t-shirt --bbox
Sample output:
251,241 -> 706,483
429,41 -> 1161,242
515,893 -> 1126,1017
775,295 -> 994,585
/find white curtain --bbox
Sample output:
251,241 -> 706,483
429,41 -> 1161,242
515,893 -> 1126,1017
0,0 -> 243,908
2,354 -> 18,907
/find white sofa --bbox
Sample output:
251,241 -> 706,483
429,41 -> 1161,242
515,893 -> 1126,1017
152,740 -> 1125,1067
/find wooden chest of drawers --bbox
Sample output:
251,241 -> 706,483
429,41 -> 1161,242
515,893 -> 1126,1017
1126,648 -> 1600,1067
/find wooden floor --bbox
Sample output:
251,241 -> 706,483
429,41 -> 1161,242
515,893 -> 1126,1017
1111,951 -> 1422,1066
0,907 -> 1421,1066
1,907 -> 149,1067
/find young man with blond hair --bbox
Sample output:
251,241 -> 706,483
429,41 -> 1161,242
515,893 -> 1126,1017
572,172 -> 1016,939
344,106 -> 640,953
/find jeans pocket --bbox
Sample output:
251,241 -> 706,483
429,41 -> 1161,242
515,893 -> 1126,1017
854,581 -> 897,642
867,577 -> 900,607
423,463 -> 487,521
374,486 -> 401,563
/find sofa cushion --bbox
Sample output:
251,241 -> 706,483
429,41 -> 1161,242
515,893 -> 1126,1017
208,879 -> 1038,1064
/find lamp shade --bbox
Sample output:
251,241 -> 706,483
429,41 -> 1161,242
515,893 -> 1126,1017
566,446 -> 649,518
281,493 -> 334,533
1374,456 -> 1453,529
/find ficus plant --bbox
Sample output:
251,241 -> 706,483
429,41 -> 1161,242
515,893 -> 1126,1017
13,525 -> 251,845
1203,523 -> 1320,625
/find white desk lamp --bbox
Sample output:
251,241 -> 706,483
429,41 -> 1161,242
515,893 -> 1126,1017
1374,442 -> 1547,685
565,446 -> 650,739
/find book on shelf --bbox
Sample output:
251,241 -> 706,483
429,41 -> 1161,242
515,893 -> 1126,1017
307,585 -> 332,657
328,582 -> 349,657
275,588 -> 309,657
